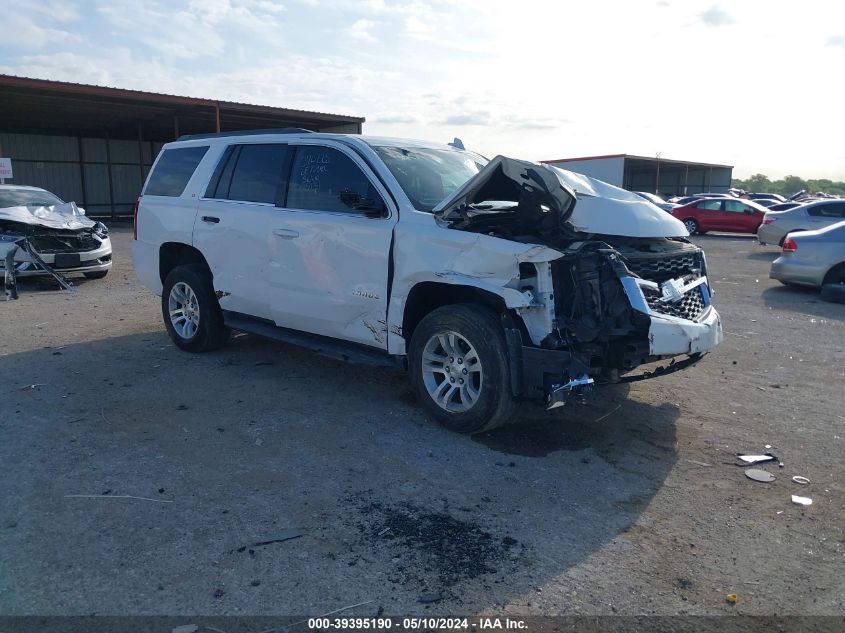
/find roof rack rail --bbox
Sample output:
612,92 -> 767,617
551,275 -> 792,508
177,128 -> 315,141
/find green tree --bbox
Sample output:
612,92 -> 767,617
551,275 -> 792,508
781,175 -> 808,197
746,173 -> 772,192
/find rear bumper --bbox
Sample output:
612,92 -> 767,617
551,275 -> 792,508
756,223 -> 784,245
770,255 -> 825,287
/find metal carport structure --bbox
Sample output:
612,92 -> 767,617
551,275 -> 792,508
0,75 -> 365,219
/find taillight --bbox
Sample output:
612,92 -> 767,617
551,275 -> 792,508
783,238 -> 797,252
762,217 -> 775,224
133,198 -> 140,240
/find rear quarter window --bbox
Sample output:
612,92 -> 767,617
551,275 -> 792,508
144,146 -> 209,197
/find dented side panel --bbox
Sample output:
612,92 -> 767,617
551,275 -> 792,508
387,216 -> 564,354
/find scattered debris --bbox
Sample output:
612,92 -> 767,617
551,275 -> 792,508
418,591 -> 443,604
593,404 -> 621,423
687,459 -> 712,467
19,383 -> 46,391
764,444 -> 772,449
213,588 -> 225,599
792,476 -> 810,485
745,469 -> 775,483
791,495 -> 813,506
232,530 -> 302,553
737,453 -> 777,465
725,593 -> 738,604
64,494 -> 173,503
171,626 -> 199,633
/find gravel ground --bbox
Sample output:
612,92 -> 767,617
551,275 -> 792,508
1,227 -> 843,618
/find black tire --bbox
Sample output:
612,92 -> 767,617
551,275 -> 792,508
682,218 -> 700,235
820,283 -> 845,304
408,303 -> 519,434
822,263 -> 845,286
161,264 -> 230,352
821,265 -> 845,304
83,270 -> 108,280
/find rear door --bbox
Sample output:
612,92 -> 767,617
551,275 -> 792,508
693,199 -> 723,230
193,142 -> 291,320
266,142 -> 398,348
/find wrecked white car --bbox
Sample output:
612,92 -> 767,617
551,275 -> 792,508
1,185 -> 112,299
133,131 -> 722,433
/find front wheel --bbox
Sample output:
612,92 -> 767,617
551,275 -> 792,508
408,304 -> 519,433
161,264 -> 230,352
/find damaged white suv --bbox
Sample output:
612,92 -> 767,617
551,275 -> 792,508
133,130 -> 723,433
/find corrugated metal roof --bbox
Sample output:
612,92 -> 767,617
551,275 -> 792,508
543,153 -> 732,170
0,74 -> 365,122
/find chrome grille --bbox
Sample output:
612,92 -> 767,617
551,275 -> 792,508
644,285 -> 707,321
625,252 -> 702,283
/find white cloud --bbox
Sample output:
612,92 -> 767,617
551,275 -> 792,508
700,5 -> 734,27
827,35 -> 845,50
3,0 -> 845,179
349,18 -> 377,42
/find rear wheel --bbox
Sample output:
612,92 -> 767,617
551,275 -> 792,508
683,218 -> 700,235
408,303 -> 519,434
821,264 -> 845,304
161,264 -> 229,352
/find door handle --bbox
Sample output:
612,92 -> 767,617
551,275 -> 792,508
201,216 -> 220,224
273,228 -> 299,239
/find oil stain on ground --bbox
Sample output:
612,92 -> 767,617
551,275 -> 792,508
352,497 -> 521,592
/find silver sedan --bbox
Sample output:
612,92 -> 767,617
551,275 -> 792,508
758,199 -> 845,246
770,220 -> 845,288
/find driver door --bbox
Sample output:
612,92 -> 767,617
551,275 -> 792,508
266,143 -> 398,349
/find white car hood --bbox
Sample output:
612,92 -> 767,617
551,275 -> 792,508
0,201 -> 94,231
434,155 -> 687,238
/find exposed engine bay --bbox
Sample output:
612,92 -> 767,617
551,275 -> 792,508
432,155 -> 722,406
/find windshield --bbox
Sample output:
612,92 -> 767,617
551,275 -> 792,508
0,188 -> 64,208
373,145 -> 487,211
636,191 -> 664,204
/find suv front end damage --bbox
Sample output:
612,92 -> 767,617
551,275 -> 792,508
432,155 -> 723,407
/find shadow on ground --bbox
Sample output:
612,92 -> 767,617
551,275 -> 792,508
762,285 -> 844,320
0,332 -> 679,614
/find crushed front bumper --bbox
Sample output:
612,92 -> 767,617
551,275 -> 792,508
0,238 -> 112,276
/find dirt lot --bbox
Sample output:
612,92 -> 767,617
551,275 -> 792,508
1,227 -> 843,617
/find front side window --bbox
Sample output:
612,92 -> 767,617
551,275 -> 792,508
145,146 -> 209,197
697,200 -> 722,211
373,145 -> 487,212
286,146 -> 384,214
724,200 -> 748,213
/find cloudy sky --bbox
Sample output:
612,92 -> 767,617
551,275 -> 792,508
2,0 -> 844,179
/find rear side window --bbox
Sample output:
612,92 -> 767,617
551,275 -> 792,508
808,202 -> 845,218
144,146 -> 209,197
286,146 -> 383,213
205,144 -> 289,204
697,200 -> 722,211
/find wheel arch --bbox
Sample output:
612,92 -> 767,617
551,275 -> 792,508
822,261 -> 845,285
159,242 -> 209,284
401,281 -> 528,345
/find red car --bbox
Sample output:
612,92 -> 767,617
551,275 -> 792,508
671,198 -> 768,235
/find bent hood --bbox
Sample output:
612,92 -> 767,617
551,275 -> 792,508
0,201 -> 94,231
434,155 -> 687,238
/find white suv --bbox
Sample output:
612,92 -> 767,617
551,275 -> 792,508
133,129 -> 722,433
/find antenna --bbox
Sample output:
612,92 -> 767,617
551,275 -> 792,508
448,137 -> 465,150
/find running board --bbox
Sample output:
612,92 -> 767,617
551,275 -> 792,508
222,311 -> 402,369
